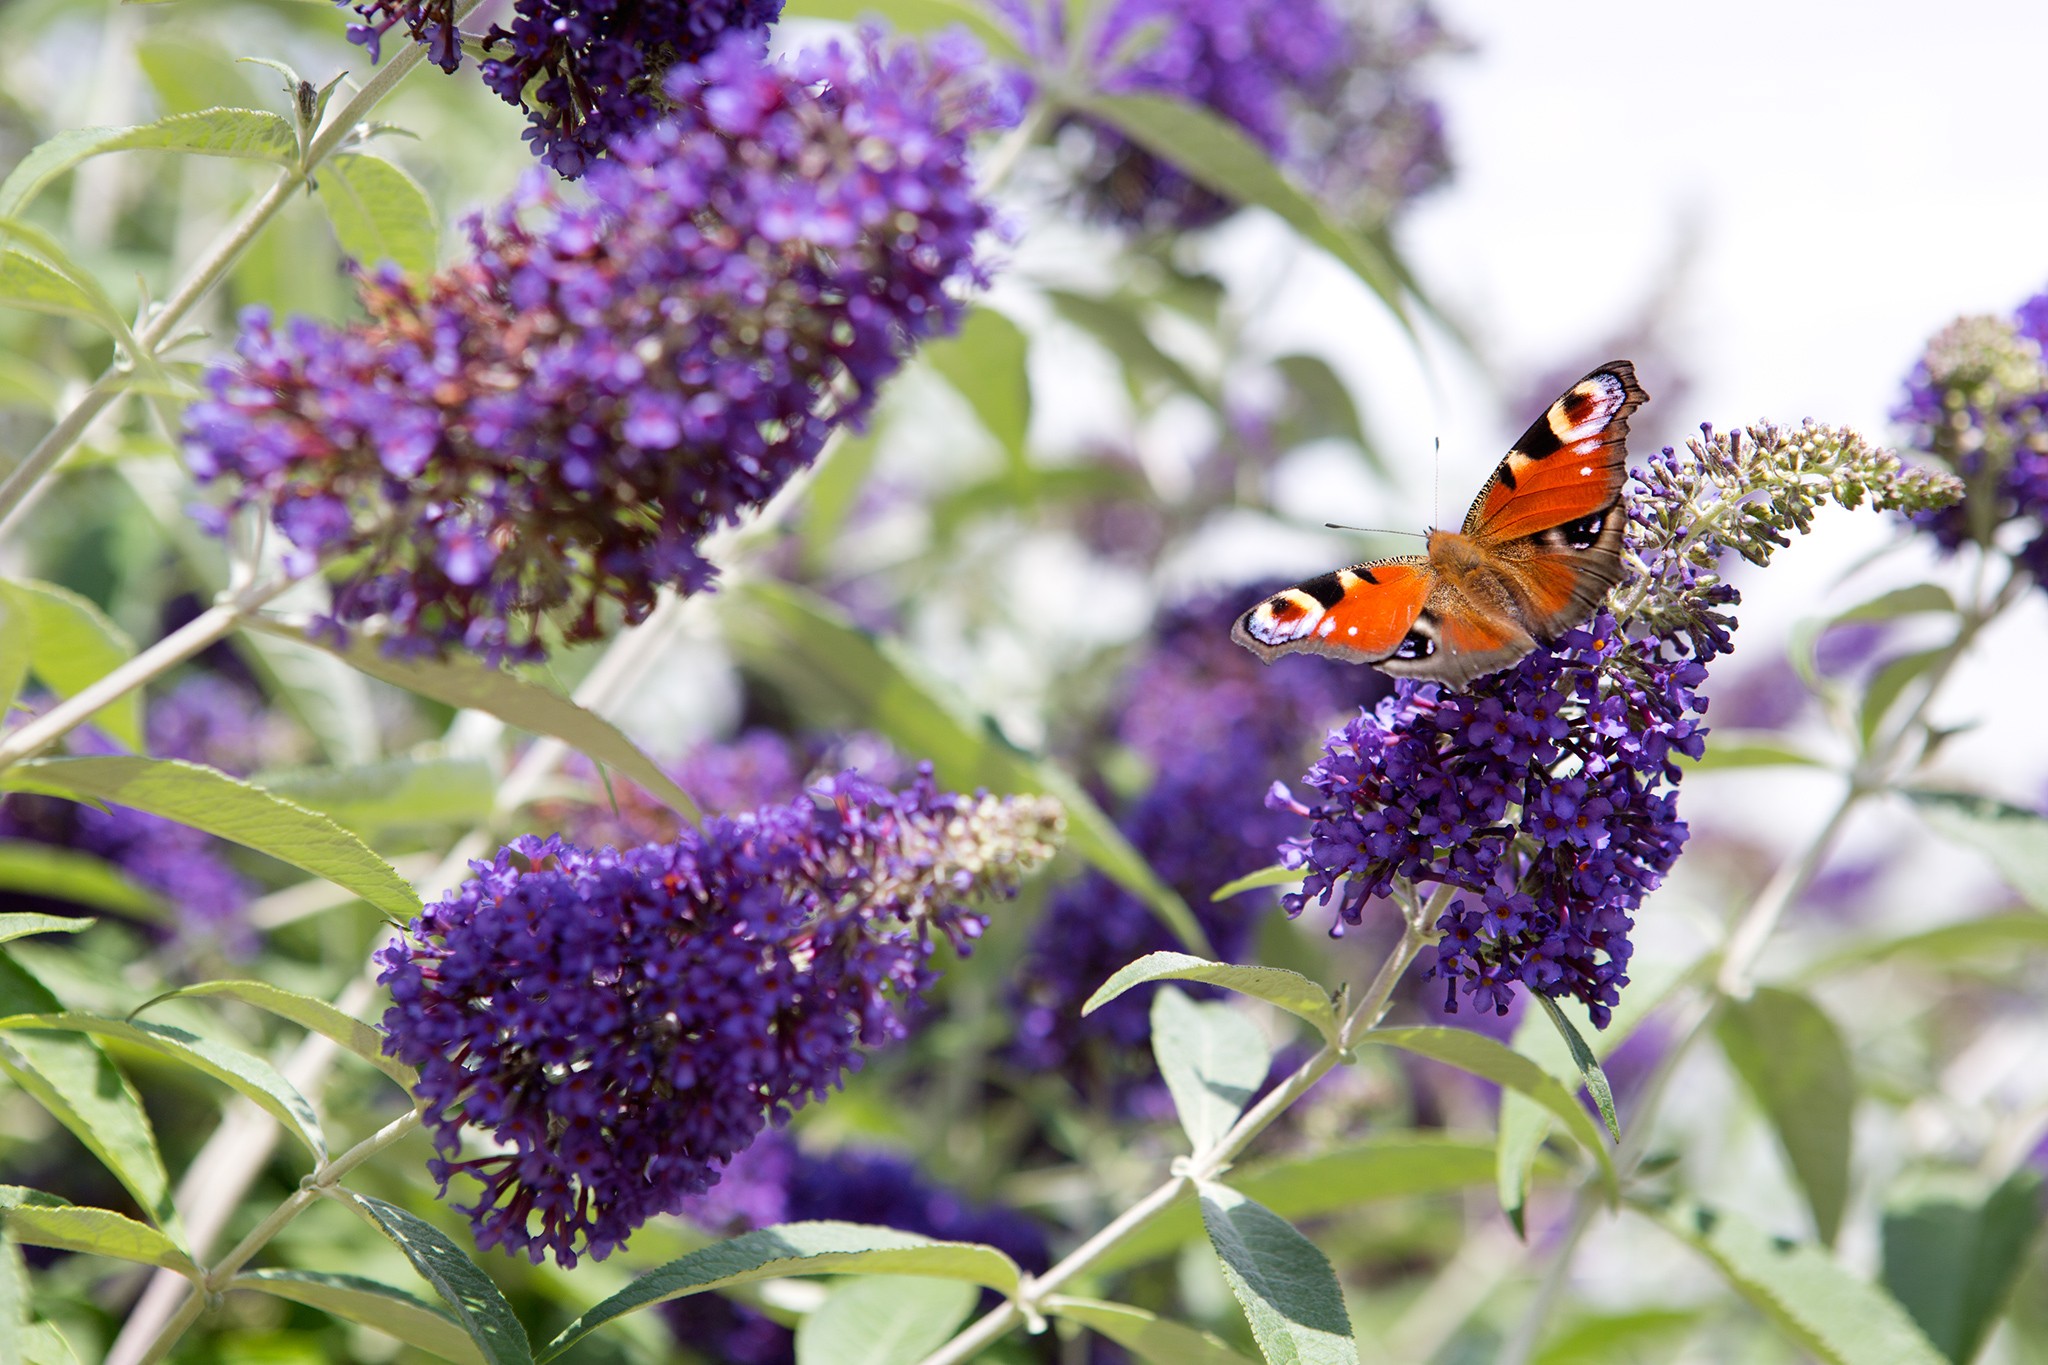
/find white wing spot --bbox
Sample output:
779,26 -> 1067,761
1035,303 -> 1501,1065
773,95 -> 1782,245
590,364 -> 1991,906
1317,617 -> 1337,638
1580,465 -> 1592,476
1347,626 -> 1358,636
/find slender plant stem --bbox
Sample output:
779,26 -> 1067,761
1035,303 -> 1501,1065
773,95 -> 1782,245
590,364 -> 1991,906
0,576 -> 298,776
129,1110 -> 424,1365
920,904 -> 1437,1365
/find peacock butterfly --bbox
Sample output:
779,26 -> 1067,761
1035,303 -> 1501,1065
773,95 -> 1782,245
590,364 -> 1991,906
1232,361 -> 1649,687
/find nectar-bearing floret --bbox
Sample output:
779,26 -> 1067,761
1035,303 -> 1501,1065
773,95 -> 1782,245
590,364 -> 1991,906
185,31 -> 1013,662
376,769 -> 1062,1267
1275,416 -> 1960,1026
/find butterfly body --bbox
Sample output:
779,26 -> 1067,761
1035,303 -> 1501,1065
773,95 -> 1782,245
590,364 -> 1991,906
1232,362 -> 1647,688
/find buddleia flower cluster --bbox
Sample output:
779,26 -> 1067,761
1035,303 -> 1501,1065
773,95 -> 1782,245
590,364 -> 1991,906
1276,421 -> 1963,1026
336,0 -> 785,174
185,32 -> 1012,662
376,770 -> 1062,1266
1894,291 -> 2048,585
1008,593 -> 1366,1085
1000,0 -> 1454,231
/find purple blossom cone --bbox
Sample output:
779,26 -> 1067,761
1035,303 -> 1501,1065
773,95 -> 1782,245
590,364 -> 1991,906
1895,292 -> 2048,587
1008,593 -> 1374,1084
185,32 -> 1013,663
377,770 -> 1061,1265
1276,616 -> 1702,1028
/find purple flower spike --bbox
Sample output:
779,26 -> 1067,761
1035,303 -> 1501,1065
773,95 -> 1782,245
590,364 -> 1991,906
1896,295 -> 2048,588
186,32 -> 1012,663
377,771 -> 1061,1266
1278,614 -> 1696,1028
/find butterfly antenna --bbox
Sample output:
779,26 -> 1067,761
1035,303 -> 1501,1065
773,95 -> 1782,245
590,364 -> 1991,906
1324,522 -> 1426,540
1432,436 -> 1442,529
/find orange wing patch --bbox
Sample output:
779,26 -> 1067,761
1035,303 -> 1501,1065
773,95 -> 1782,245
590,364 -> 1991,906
1464,363 -> 1647,542
1232,559 -> 1430,663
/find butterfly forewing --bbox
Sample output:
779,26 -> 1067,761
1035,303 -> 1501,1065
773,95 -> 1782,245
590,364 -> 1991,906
1232,559 -> 1431,664
1231,360 -> 1649,688
1462,362 -> 1647,542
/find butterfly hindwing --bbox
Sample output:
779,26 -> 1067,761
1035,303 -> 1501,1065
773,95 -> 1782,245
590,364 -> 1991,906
1232,558 -> 1431,664
1462,362 -> 1647,543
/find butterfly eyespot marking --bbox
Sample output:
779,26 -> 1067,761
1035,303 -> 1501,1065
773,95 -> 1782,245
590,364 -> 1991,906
1393,629 -> 1436,660
1563,511 -> 1606,549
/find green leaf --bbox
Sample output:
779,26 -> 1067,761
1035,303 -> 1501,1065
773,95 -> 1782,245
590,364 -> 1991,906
796,428 -> 880,568
230,1269 -> 486,1365
540,1223 -> 1021,1363
0,756 -> 421,924
1881,1167 -> 2045,1364
0,580 -> 142,750
1533,996 -> 1620,1143
344,1196 -> 534,1365
1045,288 -> 1211,403
1859,649 -> 1946,743
1808,910 -> 2048,976
0,954 -> 177,1235
0,1013 -> 326,1162
1198,1182 -> 1357,1365
1656,1199 -> 1947,1365
721,581 -> 1201,951
0,1232 -> 27,1361
1494,981 -> 1674,1239
1085,951 -> 1338,1046
19,1320 -> 84,1365
1044,1297 -> 1256,1365
1715,986 -> 1854,1246
1070,93 -> 1408,324
0,915 -> 91,947
1356,1027 -> 1615,1194
1211,865 -> 1298,902
316,153 -> 439,279
1689,732 -> 1829,772
1271,353 -> 1383,475
251,620 -> 700,822
1907,789 -> 2048,910
0,592 -> 27,718
0,1189 -> 195,1275
794,1276 -> 976,1365
1092,1135 -> 1500,1275
1150,985 -> 1271,1153
0,844 -> 168,923
0,249 -> 109,328
135,979 -> 416,1090
252,755 -> 497,835
925,308 -> 1030,468
1531,1308 -> 1701,1365
0,110 -> 296,217
1834,583 -> 1957,623
779,0 -> 1029,65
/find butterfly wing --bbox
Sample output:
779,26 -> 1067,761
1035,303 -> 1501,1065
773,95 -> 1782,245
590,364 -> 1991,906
1461,361 -> 1648,640
1232,558 -> 1434,665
